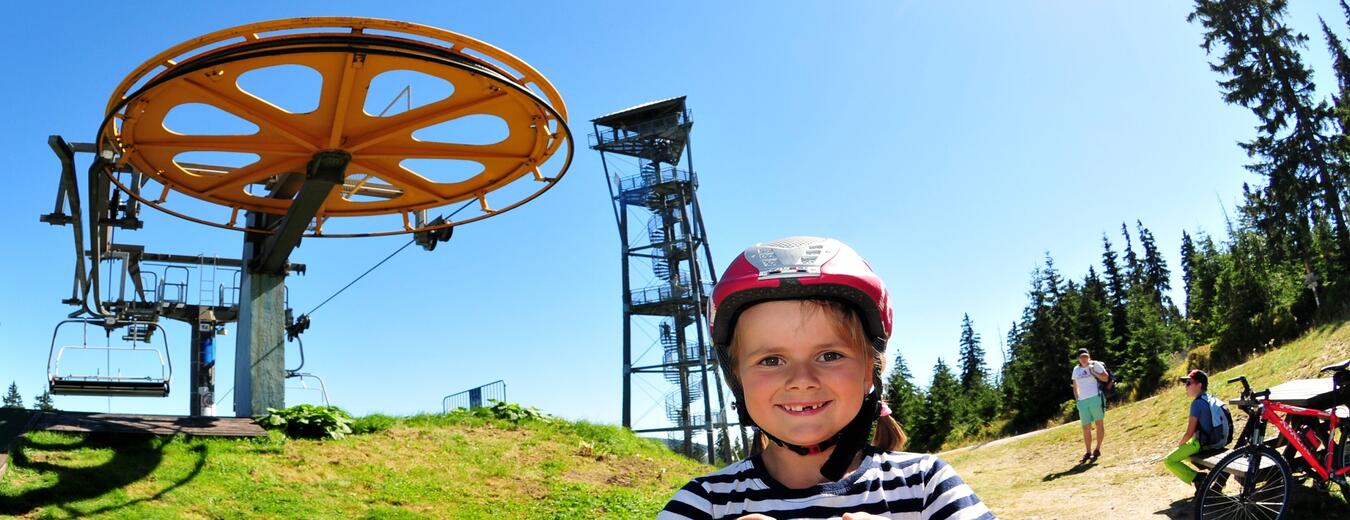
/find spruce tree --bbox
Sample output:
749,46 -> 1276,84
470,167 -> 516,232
1136,221 -> 1173,306
957,314 -> 988,391
1121,223 -> 1142,286
2,382 -> 23,409
1123,286 -> 1186,397
33,391 -> 56,412
1191,0 -> 1350,266
1004,259 -> 1076,428
884,351 -> 923,436
1101,235 -> 1132,366
1181,231 -> 1198,305
914,359 -> 960,452
1076,268 -> 1114,368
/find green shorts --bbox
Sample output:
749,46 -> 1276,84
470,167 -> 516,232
1077,395 -> 1104,425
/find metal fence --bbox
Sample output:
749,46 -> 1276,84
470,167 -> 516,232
442,380 -> 507,412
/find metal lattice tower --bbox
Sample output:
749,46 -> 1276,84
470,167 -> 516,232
591,97 -> 740,462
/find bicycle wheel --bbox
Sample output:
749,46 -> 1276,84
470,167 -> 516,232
1194,446 -> 1292,520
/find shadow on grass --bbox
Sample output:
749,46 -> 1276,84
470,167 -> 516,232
1154,483 -> 1350,519
1041,461 -> 1094,482
0,433 -> 207,517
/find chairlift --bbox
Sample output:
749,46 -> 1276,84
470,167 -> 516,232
286,372 -> 331,407
47,319 -> 172,397
284,316 -> 330,406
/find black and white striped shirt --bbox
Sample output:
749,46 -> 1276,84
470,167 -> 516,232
658,448 -> 994,520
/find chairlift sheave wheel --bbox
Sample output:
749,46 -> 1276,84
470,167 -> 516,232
98,17 -> 572,237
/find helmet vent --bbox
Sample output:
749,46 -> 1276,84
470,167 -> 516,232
761,237 -> 818,249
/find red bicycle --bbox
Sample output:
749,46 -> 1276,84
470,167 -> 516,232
1194,360 -> 1350,519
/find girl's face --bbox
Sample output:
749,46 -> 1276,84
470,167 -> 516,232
734,300 -> 871,447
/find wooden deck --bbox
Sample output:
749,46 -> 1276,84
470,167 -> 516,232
31,412 -> 266,438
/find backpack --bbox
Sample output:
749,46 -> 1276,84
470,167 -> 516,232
1098,364 -> 1115,395
1199,394 -> 1234,450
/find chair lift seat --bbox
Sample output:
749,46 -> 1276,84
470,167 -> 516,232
49,376 -> 170,397
47,319 -> 172,399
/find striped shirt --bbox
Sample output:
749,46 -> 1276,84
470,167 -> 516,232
658,448 -> 994,520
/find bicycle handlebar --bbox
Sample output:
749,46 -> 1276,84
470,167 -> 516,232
1228,375 -> 1252,397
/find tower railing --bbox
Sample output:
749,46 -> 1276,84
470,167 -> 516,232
588,109 -> 693,148
630,283 -> 714,308
618,166 -> 693,193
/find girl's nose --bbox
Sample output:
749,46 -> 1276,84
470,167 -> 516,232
785,361 -> 821,390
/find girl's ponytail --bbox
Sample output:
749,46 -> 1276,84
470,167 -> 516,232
872,414 -> 907,451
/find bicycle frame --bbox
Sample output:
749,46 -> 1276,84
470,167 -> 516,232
1257,399 -> 1349,482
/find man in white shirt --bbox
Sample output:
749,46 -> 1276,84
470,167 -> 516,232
1071,348 -> 1110,464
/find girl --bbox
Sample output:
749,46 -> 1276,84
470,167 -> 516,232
659,237 -> 992,520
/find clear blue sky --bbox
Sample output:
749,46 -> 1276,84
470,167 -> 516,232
1,1 -> 1342,428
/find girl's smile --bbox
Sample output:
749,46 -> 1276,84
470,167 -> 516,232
777,400 -> 832,415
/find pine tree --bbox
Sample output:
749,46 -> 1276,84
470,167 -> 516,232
1136,221 -> 1173,306
1004,259 -> 1076,428
1191,0 -> 1350,266
33,391 -> 56,412
1183,232 -> 1225,345
913,359 -> 960,452
1121,223 -> 1142,286
1101,235 -> 1127,307
3,382 -> 23,409
1181,231 -> 1197,305
884,351 -> 923,435
1075,268 -> 1114,368
1102,235 -> 1131,362
999,322 -> 1021,410
957,314 -> 988,391
1123,286 -> 1187,396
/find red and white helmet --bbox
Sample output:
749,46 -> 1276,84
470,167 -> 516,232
709,236 -> 893,477
710,236 -> 892,355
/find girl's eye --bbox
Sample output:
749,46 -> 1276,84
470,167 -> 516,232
757,356 -> 783,367
819,351 -> 844,362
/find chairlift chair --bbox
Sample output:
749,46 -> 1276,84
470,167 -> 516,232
283,327 -> 329,406
285,372 -> 331,407
47,319 -> 172,397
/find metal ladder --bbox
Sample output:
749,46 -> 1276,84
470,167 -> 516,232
198,255 -> 217,307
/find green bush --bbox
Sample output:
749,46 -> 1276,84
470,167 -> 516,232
443,400 -> 551,425
484,400 -> 549,423
352,413 -> 397,434
259,404 -> 353,440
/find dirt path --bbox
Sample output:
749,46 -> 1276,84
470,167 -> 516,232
940,421 -> 1074,458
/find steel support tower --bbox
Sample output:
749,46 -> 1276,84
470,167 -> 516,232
591,97 -> 740,462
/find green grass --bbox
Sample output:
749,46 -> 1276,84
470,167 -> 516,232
0,413 -> 711,519
944,320 -> 1350,519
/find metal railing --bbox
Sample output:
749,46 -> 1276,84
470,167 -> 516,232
588,109 -> 693,148
630,283 -> 714,308
442,379 -> 507,412
618,165 -> 692,193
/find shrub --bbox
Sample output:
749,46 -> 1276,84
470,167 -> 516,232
259,404 -> 353,440
484,400 -> 549,423
352,413 -> 397,434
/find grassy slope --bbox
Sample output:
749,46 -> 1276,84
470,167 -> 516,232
0,414 -> 711,519
944,320 -> 1350,519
